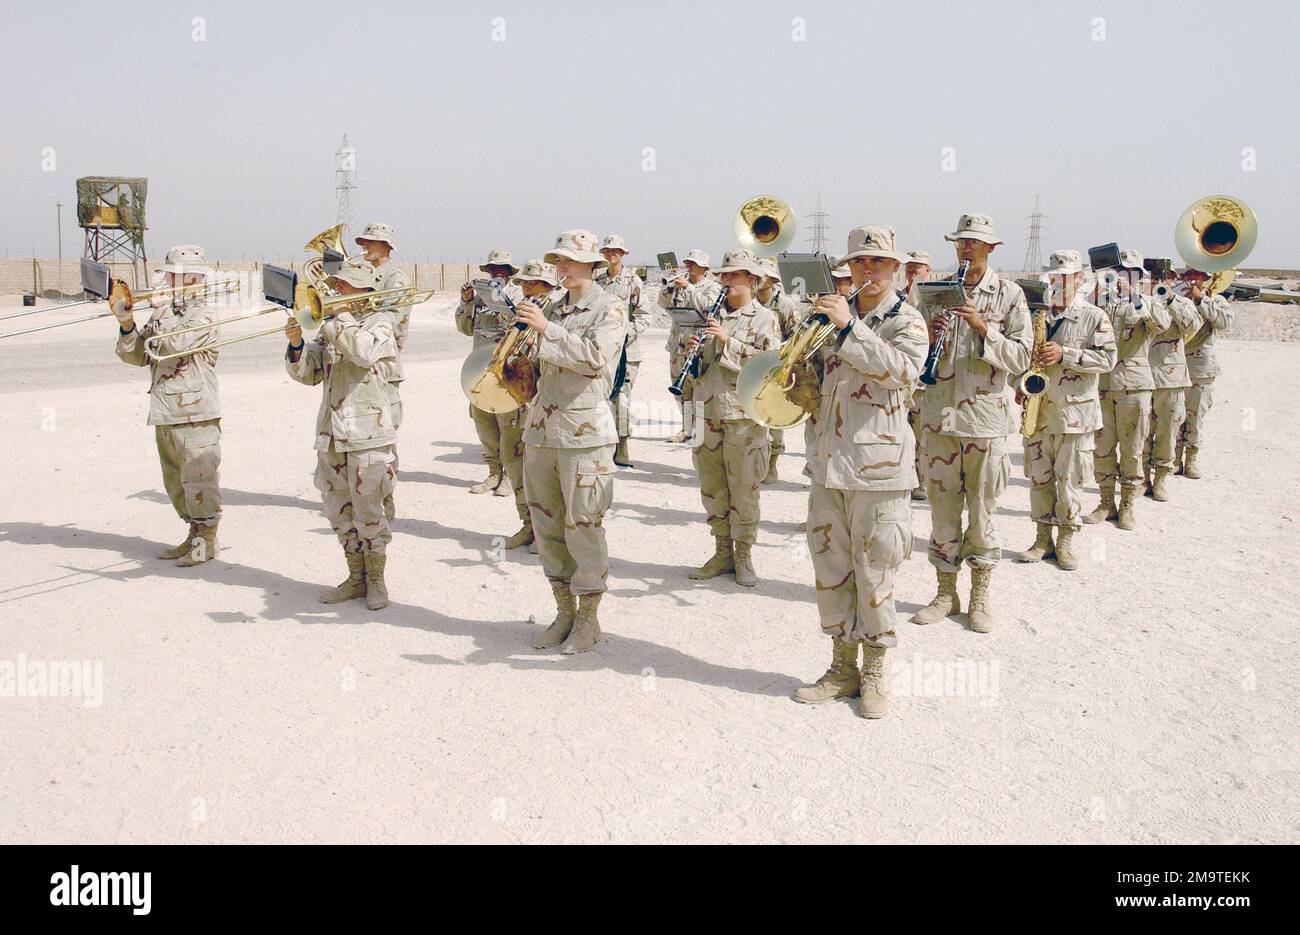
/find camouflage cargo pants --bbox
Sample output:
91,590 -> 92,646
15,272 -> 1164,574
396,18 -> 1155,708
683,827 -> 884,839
500,407 -> 529,523
1024,431 -> 1092,529
1095,388 -> 1151,490
769,428 -> 784,458
692,418 -> 769,544
613,360 -> 640,440
808,483 -> 911,648
924,433 -> 1009,572
315,442 -> 396,554
1145,387 -> 1186,471
155,420 -> 222,528
907,387 -> 925,487
1182,380 -> 1214,449
469,403 -> 504,474
524,443 -> 615,595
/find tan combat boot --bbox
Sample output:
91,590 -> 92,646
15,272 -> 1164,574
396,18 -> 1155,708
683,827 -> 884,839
1117,486 -> 1137,531
688,536 -> 734,579
1183,446 -> 1202,479
762,452 -> 779,485
1055,527 -> 1079,571
384,493 -> 397,519
492,479 -> 510,497
1016,524 -> 1056,563
968,566 -> 994,633
1142,464 -> 1153,497
319,551 -> 367,604
504,524 -> 534,550
614,437 -> 633,468
175,523 -> 218,567
158,523 -> 197,560
363,553 -> 389,609
911,569 -> 960,625
533,582 -> 576,649
858,644 -> 889,719
469,471 -> 502,495
792,639 -> 860,704
1083,482 -> 1117,524
733,540 -> 757,588
911,486 -> 926,501
1151,467 -> 1171,502
1174,439 -> 1186,476
561,593 -> 601,654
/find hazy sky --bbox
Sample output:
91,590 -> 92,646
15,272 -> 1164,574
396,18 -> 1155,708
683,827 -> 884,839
2,0 -> 1296,268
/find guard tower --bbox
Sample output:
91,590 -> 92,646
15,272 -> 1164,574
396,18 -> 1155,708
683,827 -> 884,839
76,176 -> 148,285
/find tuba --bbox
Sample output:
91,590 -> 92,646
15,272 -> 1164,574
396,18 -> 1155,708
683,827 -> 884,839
733,195 -> 796,257
1173,195 -> 1257,351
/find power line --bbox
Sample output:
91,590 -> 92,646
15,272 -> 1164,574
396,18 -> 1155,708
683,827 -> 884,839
335,134 -> 358,241
806,192 -> 829,255
1023,195 -> 1044,273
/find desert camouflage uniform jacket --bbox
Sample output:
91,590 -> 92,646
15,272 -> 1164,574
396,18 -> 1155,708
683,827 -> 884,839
1148,293 -> 1201,389
1031,292 -> 1117,435
522,284 -> 627,449
286,309 -> 400,452
455,280 -> 524,349
595,265 -> 650,362
116,299 -> 221,426
919,268 -> 1033,437
691,297 -> 780,422
1099,293 -> 1171,391
759,287 -> 807,340
1186,294 -> 1234,381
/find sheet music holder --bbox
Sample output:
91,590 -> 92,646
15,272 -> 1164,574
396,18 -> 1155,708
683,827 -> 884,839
80,257 -> 111,299
470,278 -> 516,315
1016,278 -> 1050,311
915,280 -> 966,315
1088,242 -> 1121,271
263,265 -> 298,308
775,252 -> 834,299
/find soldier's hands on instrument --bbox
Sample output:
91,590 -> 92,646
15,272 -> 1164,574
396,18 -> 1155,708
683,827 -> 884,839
947,304 -> 988,337
1187,281 -> 1206,302
111,298 -> 134,330
1035,340 -> 1063,367
698,319 -> 727,343
815,293 -> 852,329
284,315 -> 304,348
515,300 -> 550,335
460,283 -> 475,303
928,312 -> 949,343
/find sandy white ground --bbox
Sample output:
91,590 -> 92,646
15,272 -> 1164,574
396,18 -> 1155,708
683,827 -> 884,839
1,299 -> 1296,844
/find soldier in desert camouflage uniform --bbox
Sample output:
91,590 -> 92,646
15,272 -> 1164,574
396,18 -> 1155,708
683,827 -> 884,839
1178,268 -> 1234,479
499,259 -> 563,552
661,249 -> 720,443
1144,264 -> 1202,502
1017,250 -> 1117,571
114,244 -> 225,567
285,258 -> 400,611
912,214 -> 1032,634
596,234 -> 649,468
755,257 -> 806,484
902,250 -> 932,501
793,226 -> 928,719
1083,250 -> 1170,531
522,230 -> 627,655
681,250 -> 780,588
356,222 -> 410,521
456,248 -> 523,496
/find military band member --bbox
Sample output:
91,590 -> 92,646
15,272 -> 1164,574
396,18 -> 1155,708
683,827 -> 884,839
756,257 -> 805,484
794,226 -> 928,719
356,222 -> 410,521
1178,268 -> 1234,479
831,264 -> 854,296
913,214 -> 1031,633
456,248 -> 523,495
902,249 -> 933,501
285,259 -> 399,611
521,231 -> 627,654
114,244 -> 224,566
682,250 -> 780,588
500,259 -> 563,552
1144,265 -> 1201,502
1084,250 -> 1170,530
596,234 -> 648,468
661,249 -> 720,443
1017,250 -> 1117,571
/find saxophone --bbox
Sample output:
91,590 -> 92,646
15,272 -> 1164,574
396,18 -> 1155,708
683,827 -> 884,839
1018,309 -> 1049,436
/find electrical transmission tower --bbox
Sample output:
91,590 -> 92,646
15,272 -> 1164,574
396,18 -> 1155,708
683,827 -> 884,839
806,192 -> 829,255
1023,195 -> 1044,272
335,134 -> 358,240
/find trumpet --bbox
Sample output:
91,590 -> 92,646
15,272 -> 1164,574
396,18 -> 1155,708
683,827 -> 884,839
459,282 -> 549,413
919,260 -> 969,385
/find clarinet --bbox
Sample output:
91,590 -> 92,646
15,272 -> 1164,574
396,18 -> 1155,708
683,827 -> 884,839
920,259 -> 969,385
669,285 -> 730,397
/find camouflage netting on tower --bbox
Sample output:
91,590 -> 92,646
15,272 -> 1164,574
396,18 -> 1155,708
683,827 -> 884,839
76,177 -> 148,245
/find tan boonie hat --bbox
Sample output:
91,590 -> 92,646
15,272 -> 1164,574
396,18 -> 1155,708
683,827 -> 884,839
757,257 -> 782,282
905,250 -> 933,266
479,248 -> 519,274
159,244 -> 210,276
836,225 -> 909,266
330,257 -> 380,290
831,262 -> 852,279
544,229 -> 607,268
713,249 -> 766,277
513,259 -> 559,287
1118,248 -> 1144,270
683,249 -> 711,269
1044,249 -> 1085,275
944,213 -> 1003,245
599,234 -> 628,254
355,222 -> 396,249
